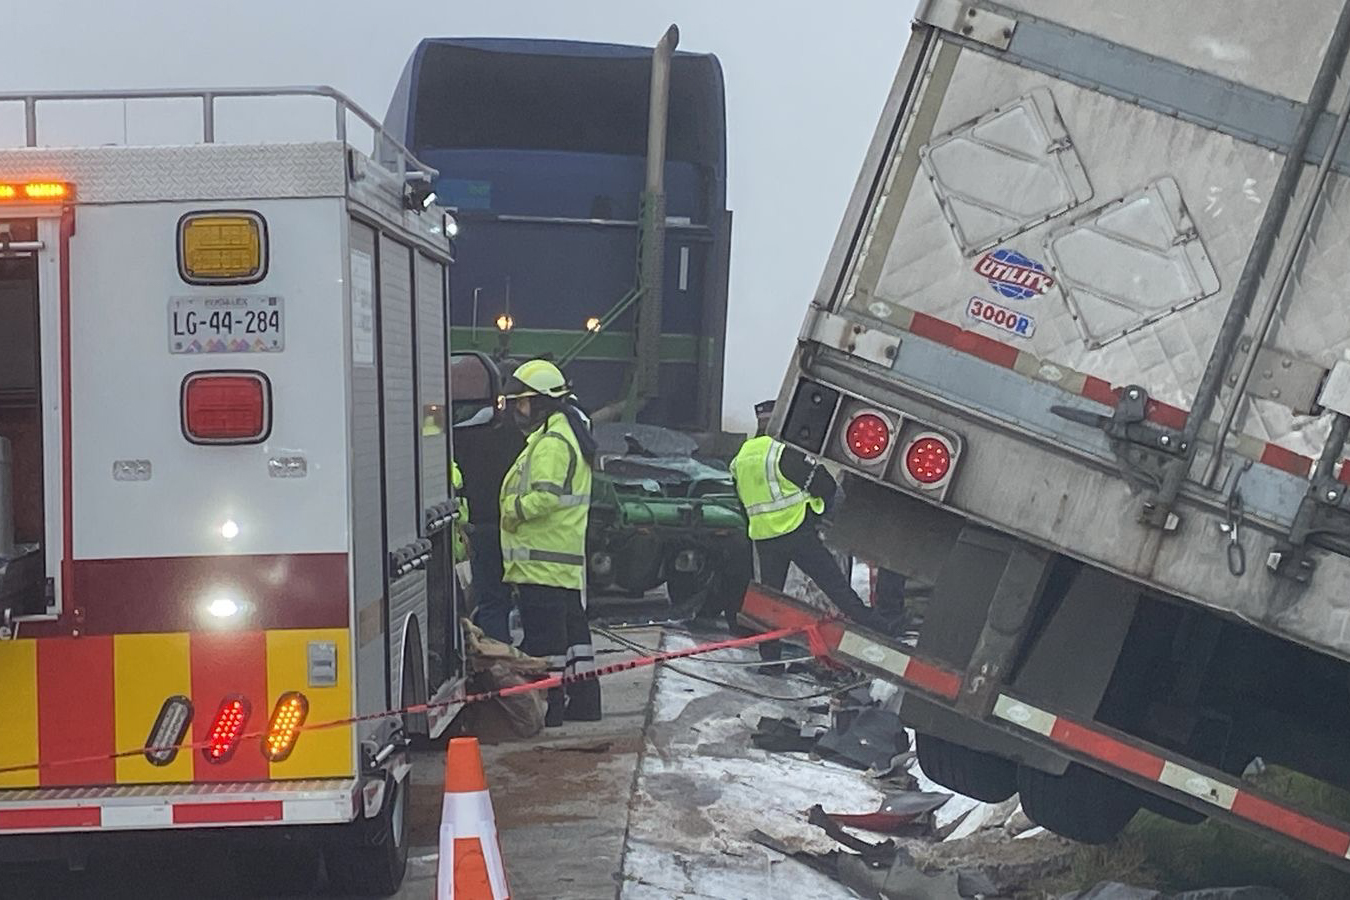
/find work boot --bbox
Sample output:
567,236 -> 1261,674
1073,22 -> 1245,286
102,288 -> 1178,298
564,679 -> 602,722
545,687 -> 565,728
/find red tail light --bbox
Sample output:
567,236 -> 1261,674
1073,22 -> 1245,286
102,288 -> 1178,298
182,372 -> 271,444
844,412 -> 891,461
904,434 -> 954,486
203,695 -> 252,764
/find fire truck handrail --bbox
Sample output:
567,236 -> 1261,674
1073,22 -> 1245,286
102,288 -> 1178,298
0,85 -> 436,180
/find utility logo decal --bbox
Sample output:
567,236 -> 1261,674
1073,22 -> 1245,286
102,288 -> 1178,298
967,297 -> 1035,338
975,248 -> 1054,300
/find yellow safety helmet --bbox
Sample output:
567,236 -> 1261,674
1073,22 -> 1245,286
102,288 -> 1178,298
503,358 -> 571,400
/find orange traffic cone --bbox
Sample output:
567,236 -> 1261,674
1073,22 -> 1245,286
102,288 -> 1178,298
437,736 -> 510,899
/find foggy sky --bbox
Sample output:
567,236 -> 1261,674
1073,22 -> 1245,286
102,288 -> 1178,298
4,0 -> 917,432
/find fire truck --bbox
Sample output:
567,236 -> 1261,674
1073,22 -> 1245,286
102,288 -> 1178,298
0,86 -> 475,894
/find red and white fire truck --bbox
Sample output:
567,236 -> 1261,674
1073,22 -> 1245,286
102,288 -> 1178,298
0,86 -> 477,894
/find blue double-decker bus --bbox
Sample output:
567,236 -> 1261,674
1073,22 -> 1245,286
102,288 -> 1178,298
385,37 -> 730,433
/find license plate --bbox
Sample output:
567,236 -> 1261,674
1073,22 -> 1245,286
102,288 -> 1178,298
169,296 -> 284,354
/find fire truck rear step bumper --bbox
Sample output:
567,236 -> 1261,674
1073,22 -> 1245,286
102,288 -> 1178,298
0,778 -> 359,834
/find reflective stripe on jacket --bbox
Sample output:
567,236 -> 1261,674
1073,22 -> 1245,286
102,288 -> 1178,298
499,412 -> 592,589
730,435 -> 824,541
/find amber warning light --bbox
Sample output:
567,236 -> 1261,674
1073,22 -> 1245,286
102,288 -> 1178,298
0,182 -> 73,202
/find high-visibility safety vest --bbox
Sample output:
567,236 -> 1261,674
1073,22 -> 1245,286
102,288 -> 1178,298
730,435 -> 824,541
499,412 -> 592,589
451,460 -> 469,564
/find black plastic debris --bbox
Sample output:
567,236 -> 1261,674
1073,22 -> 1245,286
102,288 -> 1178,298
1057,883 -> 1163,900
750,716 -> 823,753
1059,886 -> 1292,900
815,707 -> 911,771
1171,890 -> 1291,900
837,850 -> 964,900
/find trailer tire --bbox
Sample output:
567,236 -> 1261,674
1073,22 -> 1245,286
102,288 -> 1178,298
324,776 -> 409,897
1017,762 -> 1139,845
915,733 -> 1017,802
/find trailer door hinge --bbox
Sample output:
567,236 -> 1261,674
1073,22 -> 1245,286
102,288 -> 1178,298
916,0 -> 1017,49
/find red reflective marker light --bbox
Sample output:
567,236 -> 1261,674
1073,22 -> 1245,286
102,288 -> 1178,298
844,412 -> 891,461
203,695 -> 252,764
182,372 -> 271,444
904,435 -> 954,486
262,692 -> 309,763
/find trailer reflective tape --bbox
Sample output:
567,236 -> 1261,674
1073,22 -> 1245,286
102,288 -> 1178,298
0,640 -> 39,788
1230,792 -> 1350,858
189,630 -> 268,783
113,632 -> 192,784
885,303 -> 1336,479
1048,717 -> 1165,781
836,630 -> 962,700
265,629 -> 352,779
1158,760 -> 1238,810
991,695 -> 1057,736
993,694 -> 1350,859
38,636 -> 114,787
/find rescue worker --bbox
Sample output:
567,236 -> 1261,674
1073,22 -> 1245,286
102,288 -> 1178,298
499,359 -> 602,726
451,460 -> 469,564
731,400 -> 898,663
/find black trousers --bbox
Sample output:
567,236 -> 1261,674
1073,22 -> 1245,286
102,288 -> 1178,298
755,522 -> 873,661
515,584 -> 601,719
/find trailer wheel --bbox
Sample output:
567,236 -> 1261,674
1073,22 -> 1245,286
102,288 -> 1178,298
915,733 -> 1017,802
1017,762 -> 1140,845
324,776 -> 409,897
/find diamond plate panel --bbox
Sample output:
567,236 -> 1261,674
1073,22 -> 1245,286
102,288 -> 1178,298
0,143 -> 347,203
866,49 -> 1288,434
1045,177 -> 1220,348
919,87 -> 1092,254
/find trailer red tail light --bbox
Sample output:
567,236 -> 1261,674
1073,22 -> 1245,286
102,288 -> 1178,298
262,692 -> 309,763
143,695 -> 194,767
182,372 -> 271,444
844,412 -> 891,461
903,434 -> 954,486
203,695 -> 252,764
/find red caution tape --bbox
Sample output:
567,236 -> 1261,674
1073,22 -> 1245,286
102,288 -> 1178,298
0,621 -> 827,778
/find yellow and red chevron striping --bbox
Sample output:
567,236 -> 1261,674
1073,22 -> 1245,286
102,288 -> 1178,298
0,628 -> 352,789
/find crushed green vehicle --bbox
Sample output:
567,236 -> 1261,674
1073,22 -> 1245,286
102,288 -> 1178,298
588,424 -> 751,620
449,353 -> 750,622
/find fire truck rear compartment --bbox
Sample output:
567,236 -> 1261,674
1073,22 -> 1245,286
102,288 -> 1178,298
0,221 -> 47,621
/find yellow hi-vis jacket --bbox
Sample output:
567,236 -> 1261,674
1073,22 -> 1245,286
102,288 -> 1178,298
451,460 -> 469,564
499,411 -> 592,589
730,435 -> 825,541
